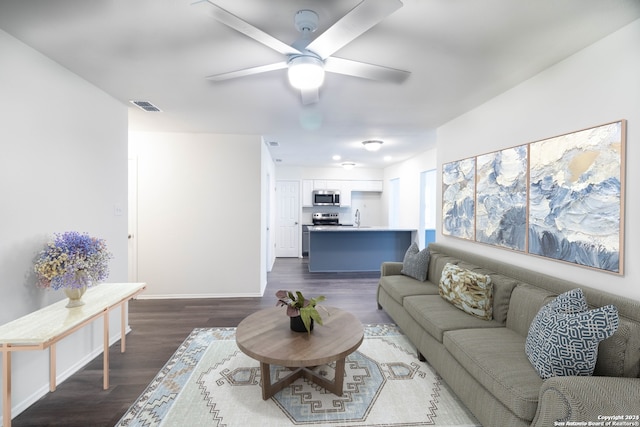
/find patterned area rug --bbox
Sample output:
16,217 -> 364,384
116,325 -> 480,427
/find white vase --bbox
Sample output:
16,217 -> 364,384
63,286 -> 87,308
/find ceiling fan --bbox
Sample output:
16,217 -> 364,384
193,0 -> 410,105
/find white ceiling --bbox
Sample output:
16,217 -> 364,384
1,0 -> 639,168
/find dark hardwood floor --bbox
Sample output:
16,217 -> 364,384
11,258 -> 391,427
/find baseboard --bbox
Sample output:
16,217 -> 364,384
137,293 -> 263,299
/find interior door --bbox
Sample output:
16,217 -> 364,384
127,158 -> 138,282
276,180 -> 300,257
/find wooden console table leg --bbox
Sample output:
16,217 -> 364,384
2,347 -> 11,427
103,311 -> 109,390
120,302 -> 126,353
49,344 -> 56,392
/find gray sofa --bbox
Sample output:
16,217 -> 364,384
377,242 -> 640,427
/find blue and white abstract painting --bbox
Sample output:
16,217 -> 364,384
442,158 -> 475,240
476,146 -> 528,251
528,121 -> 624,273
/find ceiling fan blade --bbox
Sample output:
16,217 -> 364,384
193,0 -> 302,56
205,62 -> 287,81
300,88 -> 320,105
306,0 -> 403,59
324,57 -> 409,83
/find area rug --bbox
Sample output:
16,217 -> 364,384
116,324 -> 480,427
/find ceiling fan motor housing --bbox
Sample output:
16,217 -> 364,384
295,10 -> 319,33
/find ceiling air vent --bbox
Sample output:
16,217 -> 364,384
130,100 -> 162,112
268,141 -> 280,147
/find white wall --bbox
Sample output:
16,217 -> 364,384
0,30 -> 128,419
261,140 -> 277,282
384,145 -> 438,231
129,131 -> 266,297
275,166 -> 384,181
436,19 -> 640,301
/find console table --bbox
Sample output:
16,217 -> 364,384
0,282 -> 146,427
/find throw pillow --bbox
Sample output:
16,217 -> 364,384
525,288 -> 619,379
438,263 -> 493,320
400,243 -> 430,281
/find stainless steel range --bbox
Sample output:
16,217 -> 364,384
312,212 -> 340,225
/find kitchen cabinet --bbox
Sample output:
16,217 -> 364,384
339,181 -> 352,207
302,180 -> 313,207
301,179 -> 382,208
351,180 -> 383,192
308,226 -> 416,272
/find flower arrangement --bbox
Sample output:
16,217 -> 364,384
276,290 -> 327,333
34,231 -> 113,290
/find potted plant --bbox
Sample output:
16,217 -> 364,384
34,231 -> 113,307
276,290 -> 327,333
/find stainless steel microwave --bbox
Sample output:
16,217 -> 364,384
312,190 -> 341,206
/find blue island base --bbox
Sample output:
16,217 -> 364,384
308,229 -> 414,272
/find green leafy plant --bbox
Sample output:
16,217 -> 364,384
276,290 -> 327,333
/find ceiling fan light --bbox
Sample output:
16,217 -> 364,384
362,140 -> 383,151
288,55 -> 325,90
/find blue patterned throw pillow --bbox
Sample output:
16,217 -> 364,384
401,243 -> 430,282
525,288 -> 619,379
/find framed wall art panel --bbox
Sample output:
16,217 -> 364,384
442,157 -> 475,240
476,145 -> 528,251
528,120 -> 626,274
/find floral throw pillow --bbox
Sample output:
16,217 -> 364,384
400,243 -> 430,282
525,288 -> 619,379
438,263 -> 493,320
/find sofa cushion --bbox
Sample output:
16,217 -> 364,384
378,275 -> 438,306
401,242 -> 430,281
525,289 -> 619,379
594,318 -> 640,378
444,327 -> 542,421
404,295 -> 503,343
506,284 -> 556,337
426,253 -> 460,284
439,263 -> 493,320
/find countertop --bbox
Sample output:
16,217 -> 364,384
308,225 -> 417,232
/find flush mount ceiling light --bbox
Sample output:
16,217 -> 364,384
362,140 -> 383,151
341,162 -> 356,170
287,54 -> 325,90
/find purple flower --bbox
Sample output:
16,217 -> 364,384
34,231 -> 113,290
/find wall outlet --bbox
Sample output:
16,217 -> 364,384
114,204 -> 124,216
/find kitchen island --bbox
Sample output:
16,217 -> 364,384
308,226 -> 416,272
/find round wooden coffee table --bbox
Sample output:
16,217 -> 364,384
236,306 -> 363,400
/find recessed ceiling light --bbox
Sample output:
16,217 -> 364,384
332,155 -> 341,161
384,156 -> 392,161
362,140 -> 383,151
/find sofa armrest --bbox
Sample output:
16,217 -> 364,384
531,376 -> 640,426
381,262 -> 403,277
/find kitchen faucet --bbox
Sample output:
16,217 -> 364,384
355,209 -> 361,228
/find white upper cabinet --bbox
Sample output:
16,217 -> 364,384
302,180 -> 314,207
351,180 -> 383,192
301,179 -> 382,208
